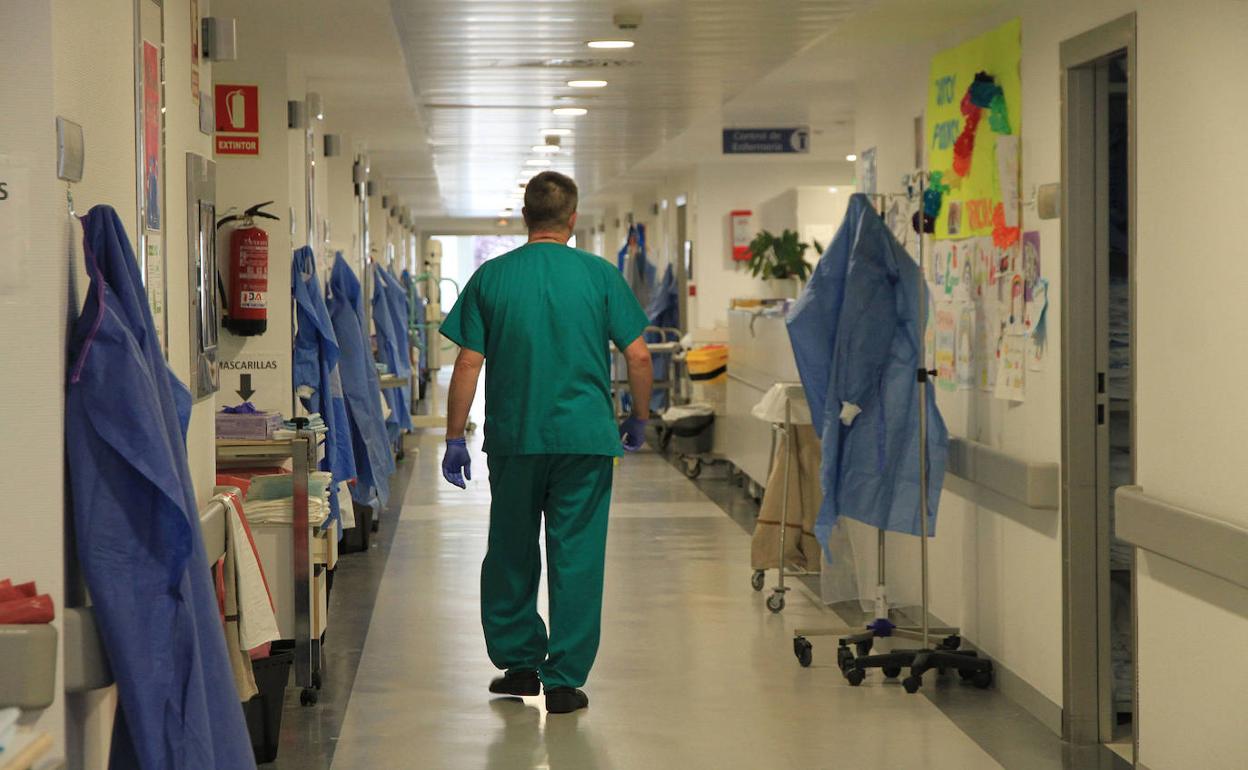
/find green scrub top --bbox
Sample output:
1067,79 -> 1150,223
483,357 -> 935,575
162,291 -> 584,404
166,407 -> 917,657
440,242 -> 649,457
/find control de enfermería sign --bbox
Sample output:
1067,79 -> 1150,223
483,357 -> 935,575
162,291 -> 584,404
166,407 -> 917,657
722,127 -> 810,154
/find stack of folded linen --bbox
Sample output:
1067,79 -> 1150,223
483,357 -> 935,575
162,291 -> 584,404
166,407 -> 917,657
241,471 -> 333,527
216,402 -> 285,440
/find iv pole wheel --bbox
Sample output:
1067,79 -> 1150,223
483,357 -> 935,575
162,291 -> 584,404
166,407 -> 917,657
845,667 -> 866,687
300,688 -> 319,707
902,675 -> 923,694
882,666 -> 902,679
971,669 -> 994,689
793,637 -> 813,667
751,570 -> 766,591
766,592 -> 785,613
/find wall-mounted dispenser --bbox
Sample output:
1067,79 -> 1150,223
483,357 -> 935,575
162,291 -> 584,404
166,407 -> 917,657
201,17 -> 238,61
287,100 -> 308,130
324,134 -> 342,158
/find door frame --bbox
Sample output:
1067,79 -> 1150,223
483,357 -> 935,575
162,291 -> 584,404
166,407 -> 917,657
1059,12 -> 1137,747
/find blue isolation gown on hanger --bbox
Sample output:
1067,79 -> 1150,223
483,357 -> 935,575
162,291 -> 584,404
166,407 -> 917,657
65,206 -> 255,769
372,265 -> 413,441
293,246 -> 357,536
787,194 -> 948,552
328,253 -> 394,508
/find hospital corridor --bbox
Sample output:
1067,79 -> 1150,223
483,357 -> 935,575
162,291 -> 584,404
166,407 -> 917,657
2,1 -> 1247,769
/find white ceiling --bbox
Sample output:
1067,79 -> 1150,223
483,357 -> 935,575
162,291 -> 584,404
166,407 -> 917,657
387,0 -> 869,217
295,0 -> 1010,219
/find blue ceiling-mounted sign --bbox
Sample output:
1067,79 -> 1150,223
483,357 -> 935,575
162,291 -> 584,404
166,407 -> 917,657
722,126 -> 810,154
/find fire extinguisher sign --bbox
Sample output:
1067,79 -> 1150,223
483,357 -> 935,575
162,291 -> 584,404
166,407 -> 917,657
214,84 -> 260,156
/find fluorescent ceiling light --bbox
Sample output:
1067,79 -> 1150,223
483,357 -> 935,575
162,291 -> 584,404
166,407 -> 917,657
552,107 -> 587,116
568,80 -> 608,88
541,128 -> 573,136
587,40 -> 634,49
846,153 -> 858,162
532,144 -> 561,153
827,187 -> 838,193
525,159 -> 552,167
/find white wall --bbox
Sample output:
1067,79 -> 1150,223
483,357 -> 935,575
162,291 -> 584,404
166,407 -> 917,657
686,160 -> 854,331
848,4 -> 1248,763
0,2 -> 66,756
1130,2 -> 1248,766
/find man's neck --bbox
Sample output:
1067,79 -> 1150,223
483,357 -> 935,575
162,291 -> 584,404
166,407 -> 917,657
528,230 -> 570,245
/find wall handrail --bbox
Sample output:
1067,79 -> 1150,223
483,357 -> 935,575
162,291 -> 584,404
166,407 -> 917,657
1115,486 -> 1248,591
945,436 -> 1060,510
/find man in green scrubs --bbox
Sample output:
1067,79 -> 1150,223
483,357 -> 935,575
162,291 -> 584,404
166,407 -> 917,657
439,171 -> 653,714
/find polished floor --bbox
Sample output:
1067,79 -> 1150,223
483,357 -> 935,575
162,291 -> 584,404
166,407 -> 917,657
273,421 -> 1129,769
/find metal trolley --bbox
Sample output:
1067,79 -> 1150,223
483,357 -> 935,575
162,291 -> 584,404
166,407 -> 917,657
749,384 -> 818,613
610,325 -> 684,416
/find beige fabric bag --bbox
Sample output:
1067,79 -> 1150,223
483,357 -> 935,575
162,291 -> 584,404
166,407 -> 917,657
750,424 -> 823,572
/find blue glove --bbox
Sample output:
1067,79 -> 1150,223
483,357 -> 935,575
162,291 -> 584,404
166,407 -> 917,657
442,437 -> 471,488
619,416 -> 648,453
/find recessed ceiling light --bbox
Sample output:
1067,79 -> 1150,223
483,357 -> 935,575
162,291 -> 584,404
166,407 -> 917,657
846,153 -> 858,162
552,107 -> 587,116
541,128 -> 573,136
525,159 -> 552,167
568,80 -> 608,88
827,187 -> 839,193
588,40 -> 634,49
532,144 -> 561,154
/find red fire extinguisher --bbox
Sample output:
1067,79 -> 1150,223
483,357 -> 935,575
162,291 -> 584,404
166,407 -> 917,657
217,201 -> 279,336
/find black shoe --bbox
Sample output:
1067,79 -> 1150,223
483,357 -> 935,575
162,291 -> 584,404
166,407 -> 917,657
489,669 -> 541,696
544,687 -> 589,714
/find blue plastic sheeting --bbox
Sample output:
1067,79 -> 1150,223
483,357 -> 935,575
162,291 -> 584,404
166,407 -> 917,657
372,265 -> 413,441
328,253 -> 395,508
66,206 -> 255,769
617,223 -> 655,307
292,246 -> 356,537
644,263 -> 680,412
787,194 -> 948,551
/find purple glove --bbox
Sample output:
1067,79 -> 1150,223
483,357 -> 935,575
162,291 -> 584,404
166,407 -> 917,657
619,416 -> 648,453
442,437 -> 471,488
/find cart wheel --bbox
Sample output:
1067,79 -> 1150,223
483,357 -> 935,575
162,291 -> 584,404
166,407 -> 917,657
766,593 -> 785,613
882,666 -> 902,679
836,644 -> 855,672
751,570 -> 766,592
941,635 -> 962,650
682,456 -> 702,479
845,667 -> 866,687
793,637 -> 813,667
855,640 -> 873,658
971,670 -> 994,689
902,676 -> 923,694
300,688 -> 319,707
958,668 -> 976,681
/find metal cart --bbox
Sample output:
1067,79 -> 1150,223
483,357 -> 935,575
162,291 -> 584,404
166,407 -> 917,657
611,325 -> 683,417
749,384 -> 820,613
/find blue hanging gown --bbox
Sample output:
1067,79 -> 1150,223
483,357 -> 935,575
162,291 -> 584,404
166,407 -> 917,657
787,194 -> 948,552
65,205 -> 255,769
292,246 -> 357,536
371,265 -> 413,442
328,253 -> 394,508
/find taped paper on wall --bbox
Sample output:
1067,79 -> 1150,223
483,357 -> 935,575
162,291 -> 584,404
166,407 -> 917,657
935,302 -> 957,391
956,303 -> 975,390
976,300 -> 1000,391
995,332 -> 1026,401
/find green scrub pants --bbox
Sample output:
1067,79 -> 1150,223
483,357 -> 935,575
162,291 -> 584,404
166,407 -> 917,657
482,454 -> 613,690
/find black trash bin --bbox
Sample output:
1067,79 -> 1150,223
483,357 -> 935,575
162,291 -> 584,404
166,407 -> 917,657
669,412 -> 714,455
244,650 -> 293,764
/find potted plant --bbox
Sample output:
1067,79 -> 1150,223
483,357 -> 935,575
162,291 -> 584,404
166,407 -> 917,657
745,229 -> 822,298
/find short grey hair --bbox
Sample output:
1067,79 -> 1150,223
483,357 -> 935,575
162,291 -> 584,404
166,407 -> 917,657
523,171 -> 578,231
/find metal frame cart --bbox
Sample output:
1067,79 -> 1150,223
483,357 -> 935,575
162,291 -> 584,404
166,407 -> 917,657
611,325 -> 683,417
216,429 -> 325,706
749,385 -> 818,614
790,181 -> 994,694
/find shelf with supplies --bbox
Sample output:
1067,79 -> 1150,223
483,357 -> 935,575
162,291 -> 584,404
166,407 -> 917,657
215,431 -> 325,706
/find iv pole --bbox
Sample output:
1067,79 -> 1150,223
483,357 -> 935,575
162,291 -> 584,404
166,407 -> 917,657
791,177 -> 993,694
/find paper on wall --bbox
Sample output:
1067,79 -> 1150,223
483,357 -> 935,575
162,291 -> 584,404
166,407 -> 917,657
996,135 -> 1020,228
955,303 -> 975,390
1027,277 -> 1049,372
995,332 -> 1026,401
935,302 -> 957,392
1022,230 -> 1041,301
976,299 -> 1000,392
